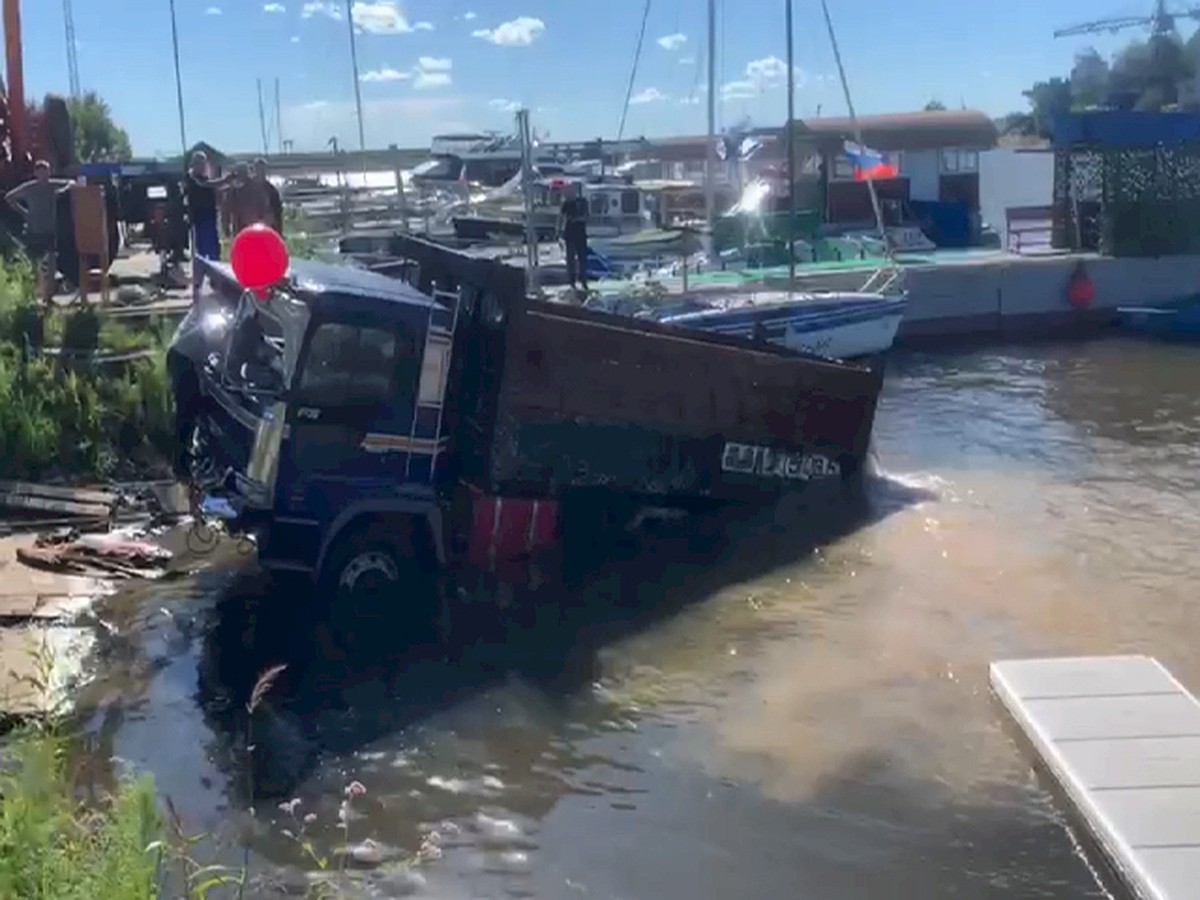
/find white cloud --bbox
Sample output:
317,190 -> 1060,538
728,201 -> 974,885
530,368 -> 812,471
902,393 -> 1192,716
472,16 -> 545,46
415,71 -> 452,89
290,35 -> 301,42
721,79 -> 757,100
489,98 -> 522,113
263,2 -> 286,12
745,55 -> 802,89
352,1 -> 415,33
414,21 -> 434,30
301,1 -> 340,20
413,56 -> 452,89
360,66 -> 410,82
678,95 -> 701,106
630,87 -> 668,105
205,6 -> 222,14
463,11 -> 477,20
657,33 -> 686,51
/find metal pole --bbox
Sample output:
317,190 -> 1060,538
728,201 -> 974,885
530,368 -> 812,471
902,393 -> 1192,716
704,0 -> 717,236
275,77 -> 284,154
517,109 -> 540,295
257,78 -> 269,154
785,0 -> 796,293
168,0 -> 188,158
4,0 -> 25,163
345,0 -> 366,152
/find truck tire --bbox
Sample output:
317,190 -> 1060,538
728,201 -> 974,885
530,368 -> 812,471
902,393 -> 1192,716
318,518 -> 439,643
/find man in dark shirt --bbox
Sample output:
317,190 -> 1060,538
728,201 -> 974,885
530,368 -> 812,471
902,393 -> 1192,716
254,157 -> 284,234
558,182 -> 589,293
185,150 -> 231,291
6,160 -> 73,304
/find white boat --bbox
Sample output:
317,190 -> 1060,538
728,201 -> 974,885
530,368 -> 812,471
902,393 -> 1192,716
648,291 -> 906,362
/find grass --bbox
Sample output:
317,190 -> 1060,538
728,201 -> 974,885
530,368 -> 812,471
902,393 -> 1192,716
0,727 -> 160,900
0,256 -> 175,482
0,656 -> 402,899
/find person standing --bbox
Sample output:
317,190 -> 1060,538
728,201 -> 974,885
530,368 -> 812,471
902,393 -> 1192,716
185,151 -> 231,291
5,160 -> 73,305
253,158 -> 284,234
558,182 -> 590,293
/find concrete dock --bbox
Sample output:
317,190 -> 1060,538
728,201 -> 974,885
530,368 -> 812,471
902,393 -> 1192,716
991,656 -> 1200,900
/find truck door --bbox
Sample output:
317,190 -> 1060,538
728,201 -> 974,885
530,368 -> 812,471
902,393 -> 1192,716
277,314 -> 419,520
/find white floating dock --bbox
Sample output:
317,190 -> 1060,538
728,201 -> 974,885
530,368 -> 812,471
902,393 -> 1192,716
991,656 -> 1200,900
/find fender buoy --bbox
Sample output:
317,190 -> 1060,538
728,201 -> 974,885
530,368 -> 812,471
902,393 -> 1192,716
1066,264 -> 1095,311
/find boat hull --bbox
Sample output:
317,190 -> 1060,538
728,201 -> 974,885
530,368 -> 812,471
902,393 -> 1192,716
658,294 -> 907,361
1118,302 -> 1200,341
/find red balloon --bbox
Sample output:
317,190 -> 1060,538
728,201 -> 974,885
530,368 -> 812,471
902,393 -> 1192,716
230,224 -> 289,293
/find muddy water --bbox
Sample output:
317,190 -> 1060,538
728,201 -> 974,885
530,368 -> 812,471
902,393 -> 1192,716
76,338 -> 1200,898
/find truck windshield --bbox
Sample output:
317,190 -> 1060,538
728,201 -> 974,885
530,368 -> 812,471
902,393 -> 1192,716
225,301 -> 286,395
295,321 -> 402,407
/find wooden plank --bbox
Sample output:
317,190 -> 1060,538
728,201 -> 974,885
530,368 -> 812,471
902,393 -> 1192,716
991,656 -> 1200,900
0,481 -> 115,506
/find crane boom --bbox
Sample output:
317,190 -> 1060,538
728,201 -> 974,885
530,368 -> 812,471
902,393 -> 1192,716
63,0 -> 80,97
1055,1 -> 1200,38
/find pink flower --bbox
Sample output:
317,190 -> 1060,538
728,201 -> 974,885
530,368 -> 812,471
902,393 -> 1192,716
303,812 -> 317,824
345,780 -> 367,799
278,798 -> 302,816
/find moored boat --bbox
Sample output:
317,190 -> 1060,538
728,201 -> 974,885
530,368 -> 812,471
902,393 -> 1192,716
1117,297 -> 1200,341
650,291 -> 906,361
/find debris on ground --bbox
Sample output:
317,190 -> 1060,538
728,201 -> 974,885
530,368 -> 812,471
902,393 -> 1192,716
0,480 -> 117,525
16,529 -> 174,580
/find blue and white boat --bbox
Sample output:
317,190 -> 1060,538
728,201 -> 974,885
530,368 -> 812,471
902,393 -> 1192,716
652,291 -> 907,362
1117,297 -> 1200,341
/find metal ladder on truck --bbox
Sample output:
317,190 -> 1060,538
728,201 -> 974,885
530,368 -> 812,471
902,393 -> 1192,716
404,285 -> 463,482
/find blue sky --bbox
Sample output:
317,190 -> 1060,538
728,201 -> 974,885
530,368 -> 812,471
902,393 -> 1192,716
19,0 -> 1194,156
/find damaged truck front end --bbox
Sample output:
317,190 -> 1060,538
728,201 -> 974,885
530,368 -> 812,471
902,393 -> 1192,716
167,259 -> 454,604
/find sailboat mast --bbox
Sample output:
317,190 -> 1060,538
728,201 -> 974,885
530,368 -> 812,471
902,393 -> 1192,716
785,0 -> 796,292
705,0 -> 716,234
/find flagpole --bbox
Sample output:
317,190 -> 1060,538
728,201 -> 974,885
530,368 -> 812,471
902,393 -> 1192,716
785,0 -> 796,294
168,0 -> 188,158
345,0 -> 366,152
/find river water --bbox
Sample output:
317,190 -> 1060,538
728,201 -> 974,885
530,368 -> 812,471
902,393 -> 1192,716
76,337 -> 1200,898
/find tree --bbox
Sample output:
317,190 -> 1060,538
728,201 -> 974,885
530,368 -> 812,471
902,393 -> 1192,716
1022,77 -> 1073,139
924,99 -> 947,111
67,92 -> 132,162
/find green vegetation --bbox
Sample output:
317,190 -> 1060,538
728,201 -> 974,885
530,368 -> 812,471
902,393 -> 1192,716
0,728 -> 160,900
1006,30 -> 1200,138
0,257 -> 174,481
67,92 -> 133,163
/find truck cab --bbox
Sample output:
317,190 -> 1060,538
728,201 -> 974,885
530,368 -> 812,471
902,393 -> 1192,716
168,259 -> 457,604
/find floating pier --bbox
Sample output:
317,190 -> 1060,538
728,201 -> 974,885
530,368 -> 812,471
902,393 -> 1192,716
991,655 -> 1200,900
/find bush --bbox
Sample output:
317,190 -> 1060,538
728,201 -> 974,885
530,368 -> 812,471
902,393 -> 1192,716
0,252 -> 176,481
0,728 -> 160,900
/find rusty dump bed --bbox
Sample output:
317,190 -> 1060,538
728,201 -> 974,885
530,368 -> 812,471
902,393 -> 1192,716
363,234 -> 884,504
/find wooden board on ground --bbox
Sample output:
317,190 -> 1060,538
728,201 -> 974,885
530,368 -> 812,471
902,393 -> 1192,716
991,655 -> 1200,900
0,481 -> 116,519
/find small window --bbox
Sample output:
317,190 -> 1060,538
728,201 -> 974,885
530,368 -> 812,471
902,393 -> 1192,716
941,149 -> 959,173
297,322 -> 397,407
961,150 -> 979,172
418,338 -> 451,405
620,190 -> 641,214
589,193 -> 607,215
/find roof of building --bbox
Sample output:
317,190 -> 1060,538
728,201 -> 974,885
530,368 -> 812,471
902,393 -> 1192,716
1052,111 -> 1200,148
793,110 -> 999,151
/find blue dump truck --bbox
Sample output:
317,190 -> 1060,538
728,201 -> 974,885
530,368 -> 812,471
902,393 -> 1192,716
167,236 -> 883,614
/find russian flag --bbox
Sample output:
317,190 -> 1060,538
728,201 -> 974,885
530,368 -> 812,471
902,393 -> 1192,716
843,140 -> 898,181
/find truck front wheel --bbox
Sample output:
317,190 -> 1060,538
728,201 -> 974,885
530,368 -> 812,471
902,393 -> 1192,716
317,520 -> 440,644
